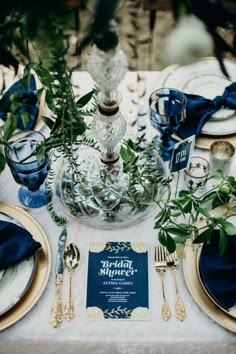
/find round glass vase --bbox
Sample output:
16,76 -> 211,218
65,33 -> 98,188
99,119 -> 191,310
55,144 -> 166,229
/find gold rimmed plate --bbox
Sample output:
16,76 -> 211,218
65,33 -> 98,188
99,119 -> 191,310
0,212 -> 36,316
0,202 -> 51,331
183,205 -> 236,333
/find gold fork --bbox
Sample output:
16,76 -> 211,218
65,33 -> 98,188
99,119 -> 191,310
154,245 -> 171,320
166,251 -> 186,321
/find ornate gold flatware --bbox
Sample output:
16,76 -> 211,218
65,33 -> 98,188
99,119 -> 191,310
50,228 -> 67,327
63,243 -> 80,321
154,245 -> 171,320
167,251 -> 186,321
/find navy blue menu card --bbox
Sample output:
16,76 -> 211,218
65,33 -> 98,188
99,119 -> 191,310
86,241 -> 149,320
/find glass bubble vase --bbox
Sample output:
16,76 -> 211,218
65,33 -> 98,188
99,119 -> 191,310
54,42 -> 166,229
55,143 -> 166,229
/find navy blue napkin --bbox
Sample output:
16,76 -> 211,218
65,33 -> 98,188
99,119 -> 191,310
0,75 -> 39,130
176,82 -> 236,139
0,221 -> 41,271
199,230 -> 236,309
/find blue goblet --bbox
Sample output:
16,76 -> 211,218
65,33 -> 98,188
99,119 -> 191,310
149,88 -> 187,161
5,130 -> 49,208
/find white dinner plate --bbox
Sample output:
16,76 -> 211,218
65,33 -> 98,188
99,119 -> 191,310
0,212 -> 35,316
163,57 -> 236,136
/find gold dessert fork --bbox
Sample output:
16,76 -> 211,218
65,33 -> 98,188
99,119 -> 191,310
166,251 -> 186,321
155,245 -> 171,320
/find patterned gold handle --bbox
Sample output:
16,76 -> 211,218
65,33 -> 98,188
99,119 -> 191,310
50,274 -> 63,327
160,274 -> 171,321
175,295 -> 186,321
161,299 -> 171,321
64,271 -> 75,321
172,269 -> 186,321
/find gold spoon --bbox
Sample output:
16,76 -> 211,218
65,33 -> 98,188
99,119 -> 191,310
63,243 -> 80,321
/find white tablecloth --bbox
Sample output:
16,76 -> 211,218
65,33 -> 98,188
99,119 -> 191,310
0,72 -> 235,354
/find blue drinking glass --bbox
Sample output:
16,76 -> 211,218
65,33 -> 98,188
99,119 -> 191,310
149,88 -> 187,161
5,130 -> 50,208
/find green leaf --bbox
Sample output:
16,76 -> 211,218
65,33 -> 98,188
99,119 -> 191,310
200,191 -> 217,203
158,230 -> 167,246
171,211 -> 182,217
127,139 -> 136,150
45,89 -> 54,110
219,228 -> 228,256
32,64 -> 53,90
193,227 -> 213,244
0,149 -> 6,173
196,207 -> 210,218
178,190 -> 190,197
154,209 -> 170,226
36,144 -> 46,163
221,220 -> 236,235
212,193 -> 230,209
215,169 -> 224,179
120,146 -> 131,163
22,70 -> 31,89
40,116 -> 55,130
3,113 -> 17,141
166,233 -> 176,253
21,112 -> 30,128
165,226 -> 191,237
172,199 -> 185,213
76,89 -> 94,108
182,200 -> 192,213
51,116 -> 62,134
36,87 -> 44,101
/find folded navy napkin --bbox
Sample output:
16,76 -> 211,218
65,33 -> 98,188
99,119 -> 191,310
0,221 -> 41,271
176,82 -> 236,139
0,75 -> 39,130
199,230 -> 236,309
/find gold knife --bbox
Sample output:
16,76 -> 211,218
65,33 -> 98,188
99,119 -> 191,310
50,228 -> 67,327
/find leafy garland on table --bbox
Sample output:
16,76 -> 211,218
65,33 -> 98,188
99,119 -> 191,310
119,142 -> 236,255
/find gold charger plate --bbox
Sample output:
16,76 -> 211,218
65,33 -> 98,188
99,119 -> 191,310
153,62 -> 236,150
0,202 -> 51,331
183,205 -> 236,333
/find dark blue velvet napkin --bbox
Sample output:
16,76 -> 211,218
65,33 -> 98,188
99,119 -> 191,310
199,230 -> 236,309
176,82 -> 236,139
0,75 -> 39,130
0,220 -> 41,271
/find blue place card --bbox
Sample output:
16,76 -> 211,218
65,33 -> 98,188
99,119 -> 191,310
86,241 -> 149,320
169,135 -> 195,174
